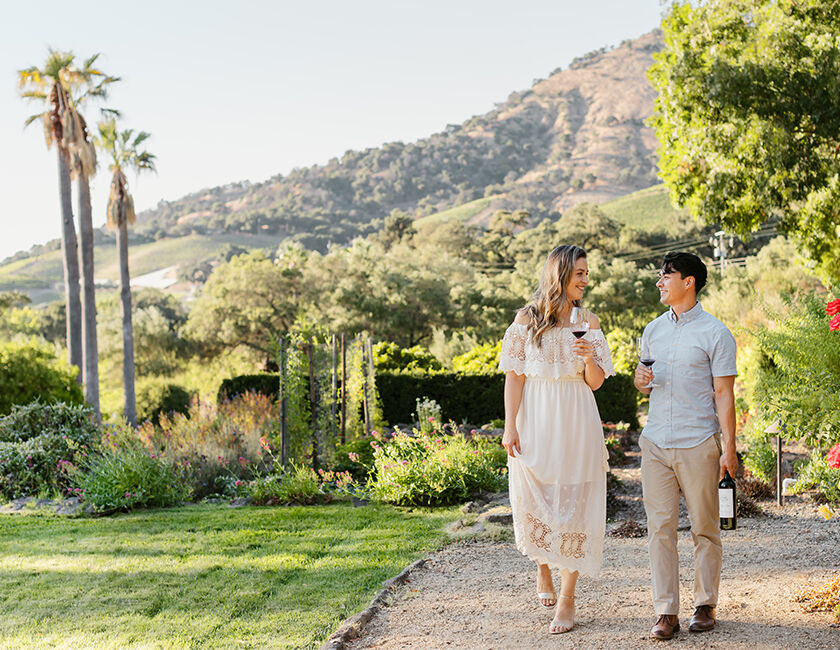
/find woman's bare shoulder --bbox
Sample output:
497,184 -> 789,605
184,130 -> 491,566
587,311 -> 601,330
513,308 -> 530,325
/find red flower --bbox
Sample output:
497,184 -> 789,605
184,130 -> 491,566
827,299 -> 840,317
827,442 -> 840,470
831,314 -> 840,332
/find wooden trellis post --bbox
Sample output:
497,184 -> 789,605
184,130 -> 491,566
307,340 -> 318,470
361,337 -> 371,436
340,333 -> 347,444
279,337 -> 288,469
331,334 -> 338,441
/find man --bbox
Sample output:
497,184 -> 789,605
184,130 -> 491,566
634,252 -> 738,641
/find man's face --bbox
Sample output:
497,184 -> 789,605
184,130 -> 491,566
656,268 -> 693,306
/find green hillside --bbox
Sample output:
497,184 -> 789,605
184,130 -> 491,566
600,184 -> 690,234
414,197 -> 493,227
0,233 -> 283,304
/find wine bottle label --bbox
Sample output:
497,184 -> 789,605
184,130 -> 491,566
719,488 -> 735,518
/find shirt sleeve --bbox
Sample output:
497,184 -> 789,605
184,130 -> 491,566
589,329 -> 616,378
710,326 -> 737,377
498,323 -> 528,375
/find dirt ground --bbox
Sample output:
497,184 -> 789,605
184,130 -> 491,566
346,445 -> 840,650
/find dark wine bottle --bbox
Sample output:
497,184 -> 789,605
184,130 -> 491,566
719,470 -> 737,530
571,329 -> 587,339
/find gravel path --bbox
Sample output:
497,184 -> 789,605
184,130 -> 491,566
346,447 -> 840,649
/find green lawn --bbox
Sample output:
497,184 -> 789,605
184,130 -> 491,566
0,502 -> 458,649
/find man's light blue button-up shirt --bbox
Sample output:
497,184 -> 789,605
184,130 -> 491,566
641,301 -> 737,449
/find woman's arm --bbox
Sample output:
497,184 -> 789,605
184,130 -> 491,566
502,371 -> 526,456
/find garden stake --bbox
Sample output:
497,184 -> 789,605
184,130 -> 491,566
340,333 -> 347,444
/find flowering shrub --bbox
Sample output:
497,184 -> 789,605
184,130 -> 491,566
124,391 -> 278,499
827,298 -> 840,332
0,401 -> 97,500
828,442 -> 840,469
414,397 -> 442,434
69,441 -> 190,512
791,450 -> 840,505
365,428 -> 507,506
331,438 -> 376,482
248,461 -> 353,506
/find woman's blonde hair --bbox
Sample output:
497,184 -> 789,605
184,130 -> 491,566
525,245 -> 587,346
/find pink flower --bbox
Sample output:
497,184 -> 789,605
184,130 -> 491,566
827,299 -> 840,317
827,443 -> 840,469
401,460 -> 409,466
428,416 -> 435,422
348,452 -> 359,462
124,492 -> 131,498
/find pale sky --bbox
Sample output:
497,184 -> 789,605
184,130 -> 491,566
0,0 -> 667,261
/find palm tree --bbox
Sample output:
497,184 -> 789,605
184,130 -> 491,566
68,58 -> 119,420
96,119 -> 156,426
19,50 -> 118,414
18,50 -> 84,372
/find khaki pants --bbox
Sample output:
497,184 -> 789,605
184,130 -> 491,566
640,434 -> 722,615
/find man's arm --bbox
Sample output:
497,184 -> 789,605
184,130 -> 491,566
713,375 -> 738,479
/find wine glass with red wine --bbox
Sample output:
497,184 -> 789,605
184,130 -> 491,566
636,337 -> 656,388
570,307 -> 589,340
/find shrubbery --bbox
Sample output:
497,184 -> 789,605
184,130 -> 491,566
133,391 -> 278,499
373,342 -> 442,373
71,442 -> 190,512
0,401 -> 97,500
0,340 -> 83,415
375,371 -> 638,429
365,429 -> 507,506
742,293 -> 840,502
135,378 -> 193,424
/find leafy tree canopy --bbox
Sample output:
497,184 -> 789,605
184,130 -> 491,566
649,0 -> 840,284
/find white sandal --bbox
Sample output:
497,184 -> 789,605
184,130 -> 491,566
537,591 -> 557,608
549,595 -> 575,634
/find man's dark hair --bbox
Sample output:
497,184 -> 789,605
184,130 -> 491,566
661,252 -> 707,293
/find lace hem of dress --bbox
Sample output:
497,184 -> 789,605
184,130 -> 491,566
498,323 -> 615,378
510,477 -> 605,578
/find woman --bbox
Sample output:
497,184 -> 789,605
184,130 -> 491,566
499,244 -> 614,634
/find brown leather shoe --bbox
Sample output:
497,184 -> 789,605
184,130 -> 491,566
650,614 -> 680,640
689,605 -> 716,632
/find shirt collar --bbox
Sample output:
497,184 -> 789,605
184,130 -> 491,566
668,300 -> 703,324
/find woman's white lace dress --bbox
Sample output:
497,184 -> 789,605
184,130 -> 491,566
499,322 -> 615,577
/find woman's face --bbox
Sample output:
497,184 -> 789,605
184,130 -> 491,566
565,256 -> 589,302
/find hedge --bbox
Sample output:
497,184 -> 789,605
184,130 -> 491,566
217,374 -> 280,403
218,371 -> 639,429
375,372 -> 638,428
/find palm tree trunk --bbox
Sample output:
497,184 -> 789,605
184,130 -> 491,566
118,218 -> 137,427
57,147 -> 82,376
77,174 -> 100,418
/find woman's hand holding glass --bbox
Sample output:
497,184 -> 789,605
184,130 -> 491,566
570,307 -> 594,362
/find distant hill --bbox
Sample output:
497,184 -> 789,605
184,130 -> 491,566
129,30 -> 664,247
3,30 -> 672,301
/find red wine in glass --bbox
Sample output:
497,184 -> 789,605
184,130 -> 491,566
640,358 -> 655,367
571,329 -> 587,339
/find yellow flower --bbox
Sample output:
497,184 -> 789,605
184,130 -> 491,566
817,505 -> 836,520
